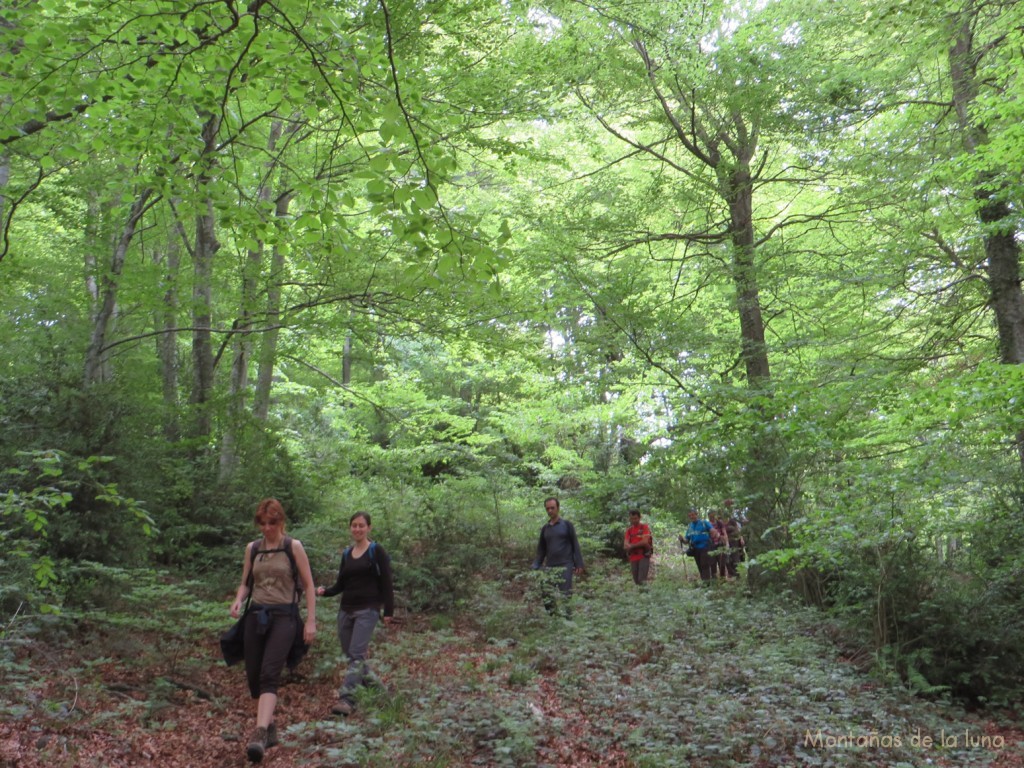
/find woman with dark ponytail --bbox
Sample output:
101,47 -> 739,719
316,511 -> 395,717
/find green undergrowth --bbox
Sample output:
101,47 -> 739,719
1,560 -> 1016,767
296,561 -> 1013,767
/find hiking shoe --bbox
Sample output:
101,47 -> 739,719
266,721 -> 278,748
331,699 -> 354,716
246,727 -> 268,763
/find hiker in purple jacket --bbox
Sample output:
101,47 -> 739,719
708,510 -> 730,579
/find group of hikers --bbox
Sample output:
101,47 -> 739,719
531,495 -> 748,598
679,499 -> 748,583
228,495 -> 746,763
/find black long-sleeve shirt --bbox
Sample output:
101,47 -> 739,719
532,518 -> 584,570
321,543 -> 395,617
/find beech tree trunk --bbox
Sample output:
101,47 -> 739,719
726,167 -> 771,386
949,15 -> 1024,471
0,152 -> 9,259
625,39 -> 780,548
189,114 -> 221,441
156,214 -> 183,441
220,120 -> 284,481
253,192 -> 293,421
190,196 -> 217,439
723,165 -> 779,549
83,190 -> 153,387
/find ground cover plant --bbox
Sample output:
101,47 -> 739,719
1,556 -> 1021,768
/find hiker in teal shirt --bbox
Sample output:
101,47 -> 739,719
682,509 -> 714,583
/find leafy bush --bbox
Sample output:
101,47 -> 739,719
757,478 -> 1024,707
1,450 -> 156,614
302,473 -> 539,614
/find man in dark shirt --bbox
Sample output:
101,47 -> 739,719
532,497 -> 584,615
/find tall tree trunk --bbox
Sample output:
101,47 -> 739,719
0,152 -> 9,253
220,120 -> 284,481
189,115 -> 221,440
978,196 -> 1024,368
83,194 -> 105,377
724,164 -> 779,551
342,331 -> 352,387
253,192 -> 293,421
83,190 -> 153,387
0,10 -> 15,262
190,196 -> 217,438
726,167 -> 771,385
156,211 -> 183,441
218,243 -> 260,481
949,15 -> 1024,470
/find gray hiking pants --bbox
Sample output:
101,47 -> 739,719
337,607 -> 380,702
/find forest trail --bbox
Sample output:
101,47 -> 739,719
1,557 -> 1021,767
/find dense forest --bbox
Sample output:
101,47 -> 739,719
1,0 -> 1023,764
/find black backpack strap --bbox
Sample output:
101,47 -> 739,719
246,539 -> 260,589
566,520 -> 579,559
249,537 -> 301,603
284,536 -> 301,603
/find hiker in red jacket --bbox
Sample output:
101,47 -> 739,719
624,509 -> 653,585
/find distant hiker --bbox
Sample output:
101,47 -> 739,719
708,510 -> 730,579
624,509 -> 653,585
316,511 -> 395,717
229,498 -> 317,763
724,508 -> 745,578
532,497 -> 585,614
681,509 -> 713,583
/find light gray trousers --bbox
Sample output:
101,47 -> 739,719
337,607 -> 380,702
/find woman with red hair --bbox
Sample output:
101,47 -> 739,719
229,498 -> 317,763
